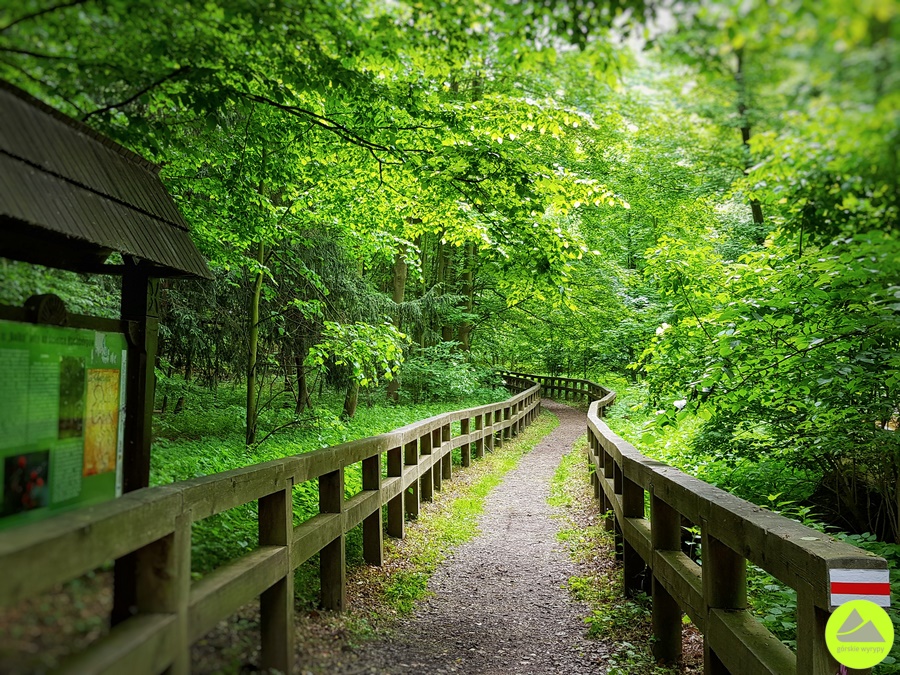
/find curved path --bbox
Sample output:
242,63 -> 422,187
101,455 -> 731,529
337,400 -> 609,674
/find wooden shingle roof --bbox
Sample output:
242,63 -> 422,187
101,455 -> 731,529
0,81 -> 211,279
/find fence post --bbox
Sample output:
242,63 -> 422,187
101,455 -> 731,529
651,488 -> 682,664
486,412 -> 495,452
441,423 -> 452,481
319,469 -> 345,611
622,476 -> 645,597
475,414 -> 485,458
387,446 -> 404,537
461,418 -> 471,467
502,406 -> 511,444
797,585 -> 841,674
421,432 -> 434,502
431,428 -> 444,491
404,439 -> 420,520
259,480 -> 294,672
603,445 -> 615,533
362,454 -> 383,566
589,435 -> 600,499
133,511 -> 191,674
613,461 -> 625,561
701,523 -> 746,673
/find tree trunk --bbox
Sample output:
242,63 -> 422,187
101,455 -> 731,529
419,234 -> 427,348
246,240 -> 265,445
735,48 -> 765,231
457,242 -> 474,350
246,147 -> 268,446
387,243 -> 408,401
439,237 -> 453,343
342,380 -> 359,419
295,339 -> 312,414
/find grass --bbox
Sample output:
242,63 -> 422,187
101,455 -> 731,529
149,380 -> 510,576
548,436 -> 699,674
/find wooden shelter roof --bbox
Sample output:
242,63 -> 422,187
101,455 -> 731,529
0,80 -> 211,279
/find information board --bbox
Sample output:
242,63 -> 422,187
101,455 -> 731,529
0,319 -> 127,530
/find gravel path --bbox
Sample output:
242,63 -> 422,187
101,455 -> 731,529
336,400 -> 609,675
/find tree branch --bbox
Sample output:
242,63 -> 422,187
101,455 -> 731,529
0,57 -> 85,114
81,66 -> 191,121
0,0 -> 88,33
242,92 -> 401,159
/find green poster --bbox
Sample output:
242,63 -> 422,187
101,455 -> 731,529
0,319 -> 127,531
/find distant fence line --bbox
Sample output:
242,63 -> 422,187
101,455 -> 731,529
496,370 -> 615,409
506,371 -> 888,675
0,383 -> 541,673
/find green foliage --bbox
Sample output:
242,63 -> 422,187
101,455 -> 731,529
399,343 -> 501,403
306,320 -> 407,388
0,259 -> 120,318
150,381 -> 508,575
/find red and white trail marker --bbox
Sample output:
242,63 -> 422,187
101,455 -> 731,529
829,568 -> 891,608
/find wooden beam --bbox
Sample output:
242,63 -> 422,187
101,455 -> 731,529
113,261 -> 160,626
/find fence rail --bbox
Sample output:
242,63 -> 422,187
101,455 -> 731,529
580,390 -> 887,674
496,370 -> 615,408
0,385 -> 541,674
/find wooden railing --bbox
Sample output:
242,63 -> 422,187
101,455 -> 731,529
0,385 -> 541,674
497,370 -> 615,408
584,398 -> 888,674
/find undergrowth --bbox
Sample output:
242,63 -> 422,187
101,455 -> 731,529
149,380 -> 508,579
603,382 -> 900,673
549,436 -> 693,674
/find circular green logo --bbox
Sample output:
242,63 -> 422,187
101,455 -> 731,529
826,599 -> 895,669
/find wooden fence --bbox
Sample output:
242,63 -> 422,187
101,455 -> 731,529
0,385 -> 541,674
581,391 -> 888,674
496,370 -> 615,407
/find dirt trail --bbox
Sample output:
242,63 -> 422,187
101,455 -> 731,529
335,400 -> 608,675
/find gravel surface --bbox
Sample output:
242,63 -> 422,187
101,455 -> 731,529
335,400 -> 609,675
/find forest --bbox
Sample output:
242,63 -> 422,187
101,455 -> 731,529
0,0 -> 897,671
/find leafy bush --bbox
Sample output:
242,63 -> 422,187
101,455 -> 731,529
399,343 -> 502,403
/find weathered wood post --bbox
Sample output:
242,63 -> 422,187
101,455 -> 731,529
259,480 -> 294,672
650,488 -> 682,663
387,445 -> 405,537
797,587 -> 841,674
131,511 -> 191,674
441,423 -> 452,481
622,476 -> 645,597
113,267 -> 160,625
475,414 -> 485,458
612,461 -> 625,562
461,418 -> 471,467
421,432 -> 434,502
485,412 -> 495,452
603,444 -> 615,533
432,427 -> 443,491
502,406 -> 511,444
362,454 -> 383,565
404,439 -> 420,520
701,523 -> 746,673
319,469 -> 345,611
